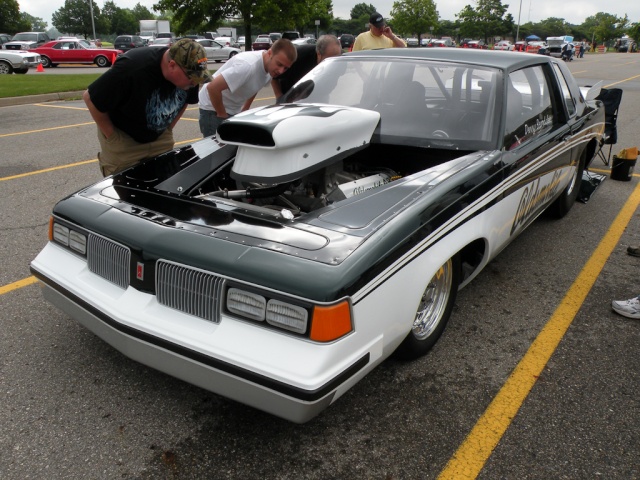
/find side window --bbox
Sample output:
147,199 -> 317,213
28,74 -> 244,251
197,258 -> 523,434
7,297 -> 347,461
552,63 -> 576,117
504,66 -> 554,150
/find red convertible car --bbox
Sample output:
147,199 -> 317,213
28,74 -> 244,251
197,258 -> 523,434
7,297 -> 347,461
31,39 -> 122,68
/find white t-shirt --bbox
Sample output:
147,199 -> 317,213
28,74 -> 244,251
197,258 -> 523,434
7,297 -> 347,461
198,51 -> 271,115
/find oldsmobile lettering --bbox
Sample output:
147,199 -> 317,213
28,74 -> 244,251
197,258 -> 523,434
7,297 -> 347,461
511,170 -> 563,234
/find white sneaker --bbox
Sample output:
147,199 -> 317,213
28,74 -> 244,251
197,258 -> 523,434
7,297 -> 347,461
611,295 -> 640,319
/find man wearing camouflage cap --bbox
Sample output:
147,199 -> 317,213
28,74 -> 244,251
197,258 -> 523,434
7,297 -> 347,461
83,38 -> 210,176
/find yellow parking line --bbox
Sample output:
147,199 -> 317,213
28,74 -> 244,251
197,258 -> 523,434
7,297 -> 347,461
33,103 -> 88,110
0,159 -> 98,181
0,122 -> 95,138
0,276 -> 39,296
438,180 -> 640,479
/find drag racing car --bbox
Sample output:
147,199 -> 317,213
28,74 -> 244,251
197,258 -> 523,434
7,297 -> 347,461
31,48 -> 604,423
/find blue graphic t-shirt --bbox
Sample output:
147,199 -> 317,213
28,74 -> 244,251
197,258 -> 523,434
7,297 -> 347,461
88,47 -> 198,143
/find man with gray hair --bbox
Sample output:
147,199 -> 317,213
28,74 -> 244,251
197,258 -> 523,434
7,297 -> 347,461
271,34 -> 342,99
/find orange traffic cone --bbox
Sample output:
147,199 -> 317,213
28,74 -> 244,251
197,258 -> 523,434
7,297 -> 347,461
36,63 -> 44,72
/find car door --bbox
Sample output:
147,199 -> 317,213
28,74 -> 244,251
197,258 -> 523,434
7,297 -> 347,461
500,63 -> 575,229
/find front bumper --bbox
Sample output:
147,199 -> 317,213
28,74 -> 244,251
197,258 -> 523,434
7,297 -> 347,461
31,242 -> 374,423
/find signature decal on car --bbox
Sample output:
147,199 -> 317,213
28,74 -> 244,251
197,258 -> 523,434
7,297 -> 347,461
511,169 -> 563,234
524,114 -> 553,137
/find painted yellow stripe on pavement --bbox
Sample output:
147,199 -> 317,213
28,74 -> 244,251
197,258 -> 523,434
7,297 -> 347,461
0,122 -> 95,138
438,180 -> 640,479
33,103 -> 88,110
0,138 -> 201,182
0,276 -> 39,296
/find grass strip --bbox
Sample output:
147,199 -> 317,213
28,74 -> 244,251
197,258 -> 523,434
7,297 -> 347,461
0,74 -> 101,98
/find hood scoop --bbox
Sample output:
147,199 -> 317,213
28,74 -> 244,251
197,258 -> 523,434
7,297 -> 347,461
217,104 -> 380,183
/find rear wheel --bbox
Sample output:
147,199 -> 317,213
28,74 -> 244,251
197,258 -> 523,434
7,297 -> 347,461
395,256 -> 460,360
228,51 -> 238,60
548,152 -> 585,218
0,61 -> 14,74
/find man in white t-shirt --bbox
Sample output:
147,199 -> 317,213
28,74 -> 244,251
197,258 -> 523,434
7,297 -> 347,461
199,39 -> 297,137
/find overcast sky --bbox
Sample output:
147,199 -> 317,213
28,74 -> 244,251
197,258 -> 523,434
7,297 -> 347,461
19,0 -> 640,33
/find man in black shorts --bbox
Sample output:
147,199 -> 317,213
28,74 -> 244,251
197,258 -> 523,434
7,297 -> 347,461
83,38 -> 210,176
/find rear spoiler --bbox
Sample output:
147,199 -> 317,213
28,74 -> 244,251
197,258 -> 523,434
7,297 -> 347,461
580,81 -> 603,101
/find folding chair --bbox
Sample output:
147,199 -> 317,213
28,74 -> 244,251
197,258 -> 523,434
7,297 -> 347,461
594,88 -> 623,165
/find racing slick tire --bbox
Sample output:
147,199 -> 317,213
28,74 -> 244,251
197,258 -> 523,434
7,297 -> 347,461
548,151 -> 586,218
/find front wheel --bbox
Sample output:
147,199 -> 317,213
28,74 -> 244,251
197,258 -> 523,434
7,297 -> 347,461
41,56 -> 52,68
0,61 -> 14,74
95,55 -> 109,67
395,256 -> 460,360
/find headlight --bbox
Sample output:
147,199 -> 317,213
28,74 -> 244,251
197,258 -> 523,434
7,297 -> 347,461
50,219 -> 87,255
225,286 -> 352,340
266,300 -> 307,334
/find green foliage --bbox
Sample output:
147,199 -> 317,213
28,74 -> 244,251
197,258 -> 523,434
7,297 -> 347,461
583,12 -> 627,44
350,3 -> 377,20
457,0 -> 511,42
52,0 -> 109,37
390,0 -> 438,39
21,13 -> 48,31
102,1 -> 138,35
1,0 -> 30,33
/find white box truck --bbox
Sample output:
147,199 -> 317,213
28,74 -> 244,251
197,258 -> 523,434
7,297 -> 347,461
139,20 -> 171,44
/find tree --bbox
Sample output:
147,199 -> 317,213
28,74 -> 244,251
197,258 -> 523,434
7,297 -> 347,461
102,1 -> 139,35
350,3 -> 377,20
582,12 -> 627,45
0,0 -> 30,33
456,0 -> 512,42
21,13 -> 48,31
390,0 -> 438,40
52,0 -> 109,37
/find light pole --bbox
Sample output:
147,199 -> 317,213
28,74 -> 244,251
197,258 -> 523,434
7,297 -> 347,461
88,0 -> 97,40
515,0 -> 522,42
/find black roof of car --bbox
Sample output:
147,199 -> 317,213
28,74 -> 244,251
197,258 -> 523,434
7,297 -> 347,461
346,47 -> 550,71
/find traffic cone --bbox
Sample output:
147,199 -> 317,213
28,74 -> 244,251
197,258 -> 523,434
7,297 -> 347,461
36,63 -> 44,72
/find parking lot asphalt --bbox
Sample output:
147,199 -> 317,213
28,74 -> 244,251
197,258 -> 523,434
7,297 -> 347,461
1,53 -> 639,479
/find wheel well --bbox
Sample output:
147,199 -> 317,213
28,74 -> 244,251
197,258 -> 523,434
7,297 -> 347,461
584,138 -> 599,168
458,238 -> 486,285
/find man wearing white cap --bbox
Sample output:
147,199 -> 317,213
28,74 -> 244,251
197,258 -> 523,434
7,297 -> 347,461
352,12 -> 407,51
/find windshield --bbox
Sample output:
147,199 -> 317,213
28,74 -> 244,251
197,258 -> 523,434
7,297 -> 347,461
281,56 -> 499,149
12,33 -> 37,42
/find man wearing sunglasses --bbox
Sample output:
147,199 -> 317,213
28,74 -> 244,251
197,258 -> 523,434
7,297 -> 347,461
83,38 -> 210,176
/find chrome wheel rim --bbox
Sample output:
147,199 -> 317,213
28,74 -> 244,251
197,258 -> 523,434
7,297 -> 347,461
412,259 -> 454,340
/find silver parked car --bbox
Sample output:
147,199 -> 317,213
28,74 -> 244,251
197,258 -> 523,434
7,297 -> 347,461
0,49 -> 41,74
196,39 -> 240,62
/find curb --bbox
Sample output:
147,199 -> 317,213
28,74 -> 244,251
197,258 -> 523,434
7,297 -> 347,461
0,90 -> 85,108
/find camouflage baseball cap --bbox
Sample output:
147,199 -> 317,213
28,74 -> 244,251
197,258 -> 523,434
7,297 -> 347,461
169,38 -> 211,84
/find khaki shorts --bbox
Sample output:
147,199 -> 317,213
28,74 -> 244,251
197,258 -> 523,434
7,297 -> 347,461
97,127 -> 175,177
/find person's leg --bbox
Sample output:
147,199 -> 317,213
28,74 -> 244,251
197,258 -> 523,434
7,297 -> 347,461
97,127 -> 150,176
144,127 -> 175,159
199,109 -> 225,137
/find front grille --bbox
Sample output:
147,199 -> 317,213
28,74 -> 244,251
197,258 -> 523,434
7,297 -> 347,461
156,261 -> 224,323
87,234 -> 131,289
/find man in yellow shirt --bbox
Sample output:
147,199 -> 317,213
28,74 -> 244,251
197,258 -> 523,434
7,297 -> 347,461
352,12 -> 407,51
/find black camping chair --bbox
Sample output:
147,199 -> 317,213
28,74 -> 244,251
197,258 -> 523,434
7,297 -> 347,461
594,87 -> 623,165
